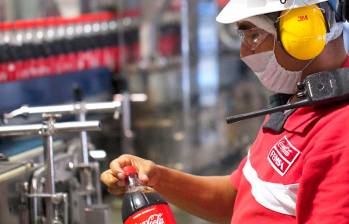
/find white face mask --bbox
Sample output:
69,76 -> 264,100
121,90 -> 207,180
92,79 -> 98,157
241,51 -> 304,94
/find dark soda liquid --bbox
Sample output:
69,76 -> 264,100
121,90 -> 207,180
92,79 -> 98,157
122,191 -> 167,222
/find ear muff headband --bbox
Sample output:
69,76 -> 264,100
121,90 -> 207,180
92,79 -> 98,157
278,4 -> 327,60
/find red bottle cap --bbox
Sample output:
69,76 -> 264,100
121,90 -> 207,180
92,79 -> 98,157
123,166 -> 138,176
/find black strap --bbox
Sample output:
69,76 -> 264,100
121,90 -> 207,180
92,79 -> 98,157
263,94 -> 293,133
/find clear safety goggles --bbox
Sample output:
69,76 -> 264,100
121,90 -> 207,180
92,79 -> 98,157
237,27 -> 270,51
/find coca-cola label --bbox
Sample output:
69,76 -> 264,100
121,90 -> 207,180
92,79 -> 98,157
124,204 -> 176,224
267,136 -> 300,176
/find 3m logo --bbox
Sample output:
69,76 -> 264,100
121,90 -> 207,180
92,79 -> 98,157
267,136 -> 300,176
298,15 -> 308,21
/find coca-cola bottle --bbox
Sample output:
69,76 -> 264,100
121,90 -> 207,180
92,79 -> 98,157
121,165 -> 177,224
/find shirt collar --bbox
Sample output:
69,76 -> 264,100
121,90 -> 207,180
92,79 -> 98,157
283,106 -> 323,133
263,106 -> 323,134
263,94 -> 292,133
263,94 -> 323,134
263,62 -> 349,133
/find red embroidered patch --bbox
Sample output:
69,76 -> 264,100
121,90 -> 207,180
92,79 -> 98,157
267,136 -> 301,176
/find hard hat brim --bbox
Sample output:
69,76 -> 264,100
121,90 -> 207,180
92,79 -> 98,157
216,0 -> 328,24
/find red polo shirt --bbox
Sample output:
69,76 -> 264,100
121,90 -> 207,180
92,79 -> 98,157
342,55 -> 349,67
342,56 -> 349,68
230,57 -> 349,224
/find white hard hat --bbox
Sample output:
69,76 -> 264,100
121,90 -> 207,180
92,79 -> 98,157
216,0 -> 328,24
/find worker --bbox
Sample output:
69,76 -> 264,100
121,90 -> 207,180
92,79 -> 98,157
101,0 -> 349,223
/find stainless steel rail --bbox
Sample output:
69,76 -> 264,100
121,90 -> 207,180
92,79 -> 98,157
3,101 -> 122,120
0,121 -> 101,136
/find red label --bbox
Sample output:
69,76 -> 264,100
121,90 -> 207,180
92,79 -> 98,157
124,204 -> 176,224
297,15 -> 308,21
267,136 -> 300,176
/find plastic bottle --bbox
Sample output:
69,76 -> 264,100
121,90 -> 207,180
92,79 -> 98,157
121,165 -> 176,224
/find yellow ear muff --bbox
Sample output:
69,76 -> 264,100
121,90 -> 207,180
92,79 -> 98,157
279,4 -> 327,60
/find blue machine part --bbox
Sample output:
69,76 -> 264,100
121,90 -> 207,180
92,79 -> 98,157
0,68 -> 114,156
0,137 -> 42,157
0,68 -> 113,113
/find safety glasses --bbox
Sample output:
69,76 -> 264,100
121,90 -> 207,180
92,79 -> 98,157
237,27 -> 270,51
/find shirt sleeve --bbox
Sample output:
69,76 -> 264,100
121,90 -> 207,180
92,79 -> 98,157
296,149 -> 349,224
230,157 -> 247,189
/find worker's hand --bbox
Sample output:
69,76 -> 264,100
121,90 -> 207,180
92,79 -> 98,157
100,154 -> 160,196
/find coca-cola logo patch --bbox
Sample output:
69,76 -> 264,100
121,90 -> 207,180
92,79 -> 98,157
267,136 -> 300,176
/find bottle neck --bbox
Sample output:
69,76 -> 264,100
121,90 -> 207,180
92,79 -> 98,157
126,173 -> 141,189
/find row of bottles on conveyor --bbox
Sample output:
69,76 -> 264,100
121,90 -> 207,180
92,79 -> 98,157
0,12 -> 139,81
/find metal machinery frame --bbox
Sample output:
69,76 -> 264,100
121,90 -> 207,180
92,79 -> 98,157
0,95 -> 146,224
0,118 -> 100,224
0,1 -> 177,223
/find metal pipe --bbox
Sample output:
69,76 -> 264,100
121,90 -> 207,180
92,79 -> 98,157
79,113 -> 89,165
30,166 -> 45,224
53,121 -> 101,133
0,121 -> 100,136
4,101 -> 121,120
93,162 -> 103,205
0,124 -> 43,136
122,93 -> 132,138
63,193 -> 69,224
44,135 -> 55,195
43,133 -> 55,224
121,92 -> 134,154
78,111 -> 92,206
83,101 -> 121,112
42,116 -> 60,224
